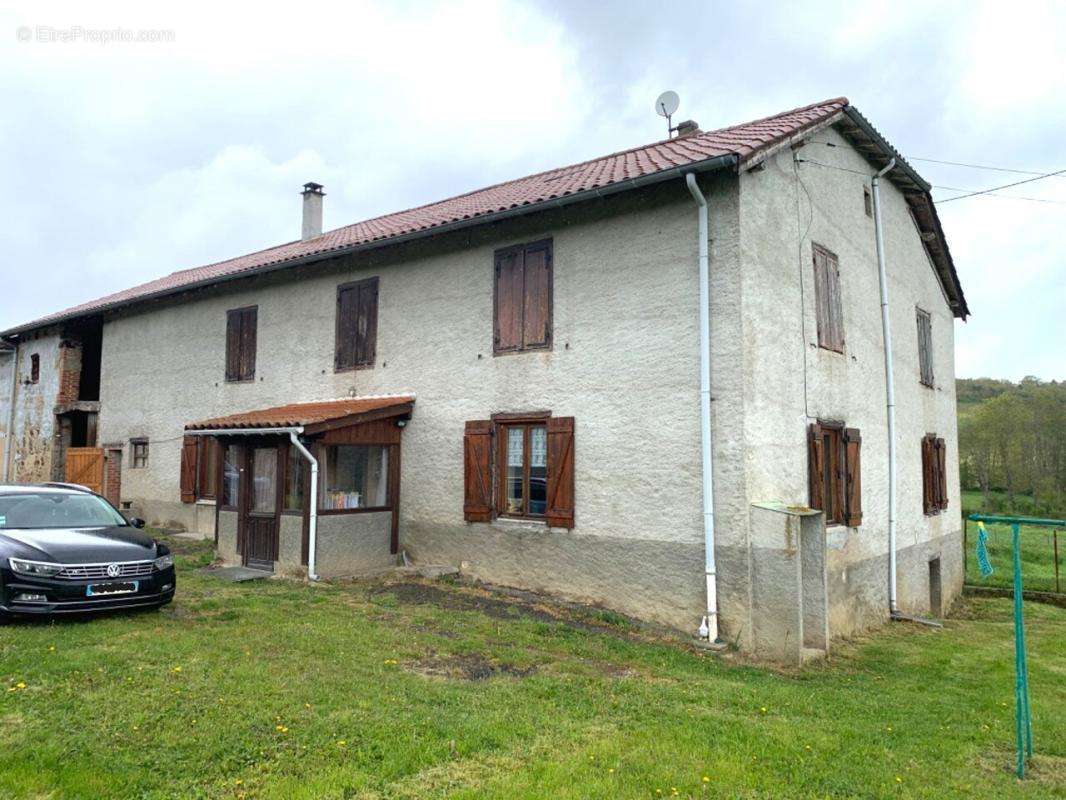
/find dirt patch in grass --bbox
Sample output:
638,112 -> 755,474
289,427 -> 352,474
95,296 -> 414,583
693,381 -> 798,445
406,653 -> 537,681
369,580 -> 655,642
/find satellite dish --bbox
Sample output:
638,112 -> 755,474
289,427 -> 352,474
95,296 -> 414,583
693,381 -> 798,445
655,90 -> 680,118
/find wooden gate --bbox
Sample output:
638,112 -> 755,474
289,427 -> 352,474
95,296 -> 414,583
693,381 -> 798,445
65,447 -> 105,494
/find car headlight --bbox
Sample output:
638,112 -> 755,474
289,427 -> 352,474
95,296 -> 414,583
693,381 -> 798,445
153,554 -> 174,571
9,558 -> 63,577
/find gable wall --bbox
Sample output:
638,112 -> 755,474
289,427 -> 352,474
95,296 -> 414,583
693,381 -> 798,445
736,125 -> 961,638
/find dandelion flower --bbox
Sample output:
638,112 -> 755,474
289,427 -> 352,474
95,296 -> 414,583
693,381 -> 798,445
703,776 -> 710,782
16,681 -> 26,689
896,777 -> 902,783
608,768 -> 614,774
760,707 -> 767,713
337,740 -> 347,746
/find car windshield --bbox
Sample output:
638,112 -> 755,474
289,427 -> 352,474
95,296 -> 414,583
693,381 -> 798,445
0,493 -> 128,530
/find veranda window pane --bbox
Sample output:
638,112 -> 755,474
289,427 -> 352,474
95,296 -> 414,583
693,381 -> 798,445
529,425 -> 547,515
251,447 -> 277,513
320,445 -> 389,510
222,445 -> 240,507
284,447 -> 305,512
505,427 -> 524,515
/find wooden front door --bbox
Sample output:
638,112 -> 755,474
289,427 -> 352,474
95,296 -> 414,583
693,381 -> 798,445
66,447 -> 105,494
240,444 -> 281,571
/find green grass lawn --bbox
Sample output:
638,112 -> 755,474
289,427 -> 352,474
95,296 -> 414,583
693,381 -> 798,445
963,518 -> 1065,594
2,535 -> 1065,799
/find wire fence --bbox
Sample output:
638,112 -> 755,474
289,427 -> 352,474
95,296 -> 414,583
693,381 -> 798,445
963,512 -> 1064,595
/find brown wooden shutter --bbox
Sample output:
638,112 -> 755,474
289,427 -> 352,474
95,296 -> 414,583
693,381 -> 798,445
546,416 -> 575,528
812,250 -> 830,349
522,241 -> 552,349
335,284 -> 357,370
812,245 -> 844,352
225,310 -> 241,381
921,435 -> 934,514
808,422 -> 824,510
825,250 -> 844,351
916,310 -> 933,386
355,278 -> 378,367
180,435 -> 197,503
936,437 -> 947,511
463,420 -> 494,522
843,427 -> 862,526
239,307 -> 257,380
335,279 -> 378,370
494,248 -> 523,352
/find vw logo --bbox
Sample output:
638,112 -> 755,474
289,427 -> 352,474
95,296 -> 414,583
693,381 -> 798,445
106,563 -> 121,578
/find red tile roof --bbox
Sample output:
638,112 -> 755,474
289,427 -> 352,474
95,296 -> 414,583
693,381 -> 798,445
186,396 -> 414,431
6,98 -> 851,335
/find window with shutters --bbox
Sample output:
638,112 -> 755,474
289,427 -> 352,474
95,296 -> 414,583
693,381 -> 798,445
493,239 -> 553,355
463,412 -> 574,528
335,277 -> 378,371
808,421 -> 862,527
130,438 -> 149,469
225,306 -> 258,382
496,417 -> 549,518
812,244 -> 844,353
916,308 -> 934,387
922,434 -> 948,515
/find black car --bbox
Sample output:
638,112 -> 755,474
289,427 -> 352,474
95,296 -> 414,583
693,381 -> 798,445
0,485 -> 175,621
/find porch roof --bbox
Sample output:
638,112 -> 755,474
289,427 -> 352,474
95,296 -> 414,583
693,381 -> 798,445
185,395 -> 414,434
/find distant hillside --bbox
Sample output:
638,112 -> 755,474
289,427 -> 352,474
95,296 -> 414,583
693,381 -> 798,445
956,377 -> 1017,411
957,377 -> 1065,517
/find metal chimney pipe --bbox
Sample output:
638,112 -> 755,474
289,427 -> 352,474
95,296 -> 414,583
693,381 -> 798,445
301,182 -> 325,240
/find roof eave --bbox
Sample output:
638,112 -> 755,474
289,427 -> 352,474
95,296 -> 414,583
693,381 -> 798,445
0,154 -> 739,338
837,106 -> 969,319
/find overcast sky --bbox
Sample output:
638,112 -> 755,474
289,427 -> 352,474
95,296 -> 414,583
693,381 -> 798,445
1,0 -> 1063,380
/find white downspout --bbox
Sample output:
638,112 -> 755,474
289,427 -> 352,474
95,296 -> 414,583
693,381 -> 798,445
871,159 -> 899,615
288,431 -> 320,581
685,173 -> 720,643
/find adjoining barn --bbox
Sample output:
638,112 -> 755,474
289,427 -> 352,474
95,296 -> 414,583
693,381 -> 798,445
0,98 -> 967,661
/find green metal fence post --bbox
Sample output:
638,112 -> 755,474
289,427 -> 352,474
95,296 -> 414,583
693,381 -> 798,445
1012,522 -> 1033,778
1055,529 -> 1061,595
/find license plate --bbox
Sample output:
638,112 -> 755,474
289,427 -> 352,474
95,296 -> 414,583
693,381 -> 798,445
87,581 -> 138,596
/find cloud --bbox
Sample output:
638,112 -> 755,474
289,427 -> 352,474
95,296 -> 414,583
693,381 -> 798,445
0,0 -> 1062,380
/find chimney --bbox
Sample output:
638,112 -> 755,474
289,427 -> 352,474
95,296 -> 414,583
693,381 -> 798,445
675,120 -> 700,137
301,182 -> 325,240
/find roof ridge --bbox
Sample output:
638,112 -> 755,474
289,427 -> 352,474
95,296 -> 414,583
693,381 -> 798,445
85,98 -> 853,288
253,96 -> 852,246
2,96 -> 877,336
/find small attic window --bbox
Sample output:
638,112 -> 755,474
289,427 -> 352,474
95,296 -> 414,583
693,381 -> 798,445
863,185 -> 873,217
29,354 -> 39,384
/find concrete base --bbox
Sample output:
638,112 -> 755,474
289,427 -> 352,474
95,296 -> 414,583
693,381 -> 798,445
827,528 -> 963,639
403,519 -> 705,632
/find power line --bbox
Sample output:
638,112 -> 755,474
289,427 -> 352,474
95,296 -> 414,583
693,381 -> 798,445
911,156 -> 1066,178
936,168 -> 1066,203
931,185 -> 1066,205
797,157 -> 1066,205
808,141 -> 1063,180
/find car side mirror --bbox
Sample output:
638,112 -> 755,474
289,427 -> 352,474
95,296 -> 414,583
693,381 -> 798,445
128,517 -> 146,529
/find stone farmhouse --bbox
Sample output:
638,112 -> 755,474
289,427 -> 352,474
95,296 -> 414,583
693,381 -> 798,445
0,98 -> 968,661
